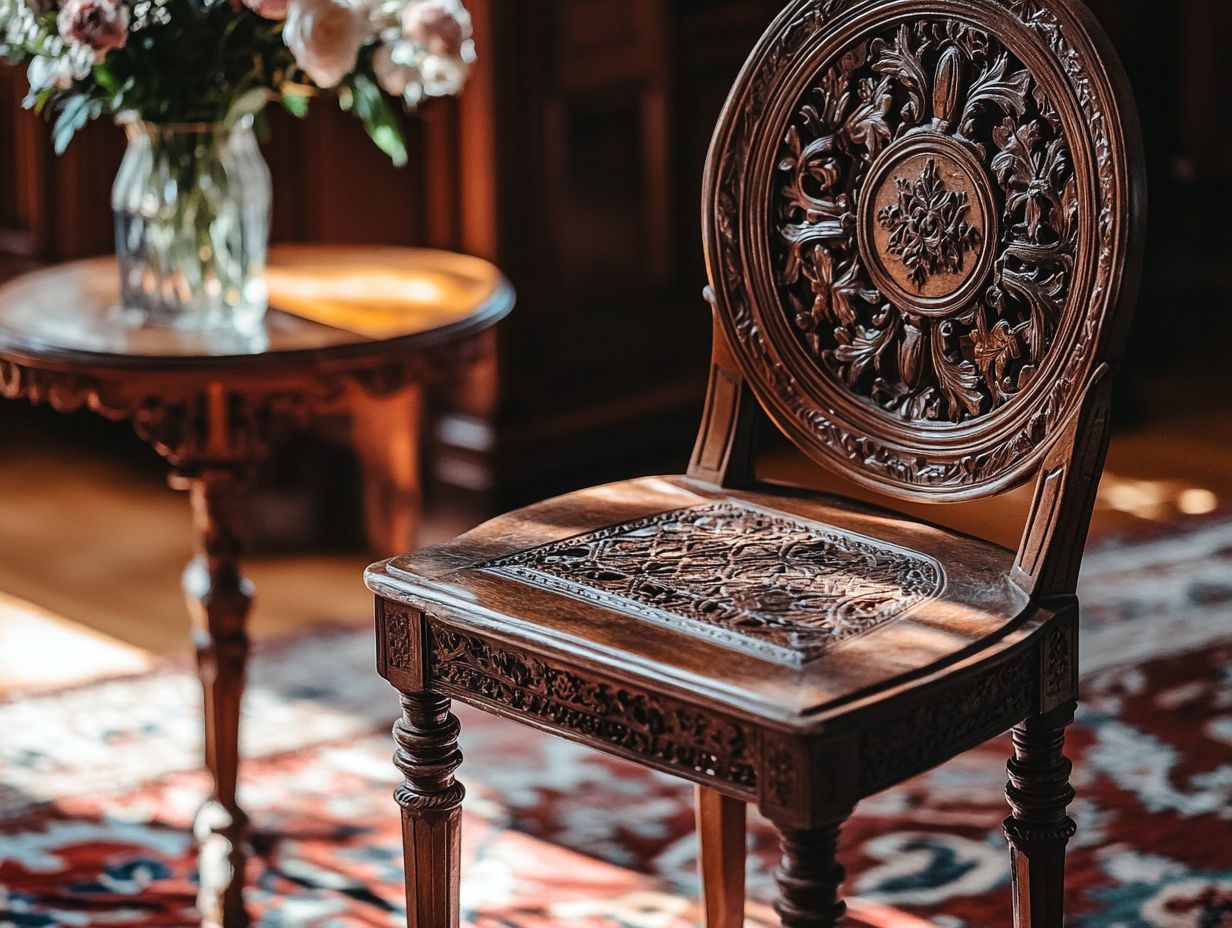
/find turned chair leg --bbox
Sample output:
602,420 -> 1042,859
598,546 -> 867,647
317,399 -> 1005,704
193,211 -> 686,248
771,817 -> 848,928
393,692 -> 466,928
696,786 -> 746,928
1004,703 -> 1077,928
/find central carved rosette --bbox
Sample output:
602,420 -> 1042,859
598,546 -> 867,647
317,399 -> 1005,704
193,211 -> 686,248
775,20 -> 1076,423
877,157 -> 981,290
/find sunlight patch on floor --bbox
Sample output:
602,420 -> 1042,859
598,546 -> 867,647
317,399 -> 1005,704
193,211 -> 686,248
0,591 -> 153,694
1098,473 -> 1223,522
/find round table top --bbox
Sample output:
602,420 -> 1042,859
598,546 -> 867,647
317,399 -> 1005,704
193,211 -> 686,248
0,245 -> 514,375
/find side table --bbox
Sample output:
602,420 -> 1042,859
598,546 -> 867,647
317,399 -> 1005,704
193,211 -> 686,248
0,244 -> 513,927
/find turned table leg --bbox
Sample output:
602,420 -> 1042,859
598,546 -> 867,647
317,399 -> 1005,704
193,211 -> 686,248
181,467 -> 255,928
1005,703 -> 1078,928
393,691 -> 466,928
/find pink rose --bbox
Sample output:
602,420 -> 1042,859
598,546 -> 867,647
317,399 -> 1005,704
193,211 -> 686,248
242,0 -> 289,18
57,0 -> 128,56
401,0 -> 469,57
284,0 -> 370,89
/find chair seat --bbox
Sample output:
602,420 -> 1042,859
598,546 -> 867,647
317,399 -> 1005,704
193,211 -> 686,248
368,476 -> 1035,729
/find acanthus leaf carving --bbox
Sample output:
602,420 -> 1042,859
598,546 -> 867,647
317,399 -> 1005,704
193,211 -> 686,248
775,19 -> 1073,425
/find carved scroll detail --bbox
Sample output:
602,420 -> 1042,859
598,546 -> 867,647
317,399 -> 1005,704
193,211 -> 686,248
478,502 -> 944,664
858,651 -> 1034,792
775,18 -> 1074,425
0,335 -> 488,471
384,609 -> 416,671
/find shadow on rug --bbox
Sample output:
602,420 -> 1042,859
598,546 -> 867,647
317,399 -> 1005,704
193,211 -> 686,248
1,517 -> 1230,927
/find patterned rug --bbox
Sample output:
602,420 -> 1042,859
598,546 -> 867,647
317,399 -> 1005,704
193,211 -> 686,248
1,517 -> 1230,927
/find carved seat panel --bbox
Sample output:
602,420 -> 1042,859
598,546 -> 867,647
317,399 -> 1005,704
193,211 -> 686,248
478,500 -> 946,665
371,476 -> 1031,726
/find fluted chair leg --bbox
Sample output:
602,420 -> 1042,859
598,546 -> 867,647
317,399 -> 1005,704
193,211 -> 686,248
1005,703 -> 1077,928
393,692 -> 466,928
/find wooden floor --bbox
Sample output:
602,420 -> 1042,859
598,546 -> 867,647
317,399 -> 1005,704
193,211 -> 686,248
0,356 -> 1227,694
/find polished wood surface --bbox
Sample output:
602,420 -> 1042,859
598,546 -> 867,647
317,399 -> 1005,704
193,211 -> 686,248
394,692 -> 466,928
1004,703 -> 1079,928
369,1 -> 1142,925
371,476 -> 1034,725
0,245 -> 512,928
0,245 -> 512,548
0,245 -> 512,365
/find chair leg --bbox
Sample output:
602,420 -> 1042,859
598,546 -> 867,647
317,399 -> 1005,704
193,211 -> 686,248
1004,703 -> 1077,928
393,692 -> 466,928
771,817 -> 848,928
696,786 -> 747,928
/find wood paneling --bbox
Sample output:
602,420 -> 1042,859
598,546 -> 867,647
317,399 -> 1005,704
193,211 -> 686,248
459,0 -> 785,504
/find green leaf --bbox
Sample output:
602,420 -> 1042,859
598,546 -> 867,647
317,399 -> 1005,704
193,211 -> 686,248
281,90 -> 310,118
93,63 -> 121,95
51,94 -> 95,154
347,73 -> 408,167
25,85 -> 57,114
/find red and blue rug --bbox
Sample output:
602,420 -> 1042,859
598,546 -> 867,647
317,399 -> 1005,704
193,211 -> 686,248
2,517 -> 1230,927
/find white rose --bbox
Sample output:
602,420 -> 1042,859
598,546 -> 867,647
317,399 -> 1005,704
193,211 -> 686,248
27,52 -> 84,91
419,51 -> 468,97
401,0 -> 469,57
284,0 -> 371,89
372,41 -> 424,106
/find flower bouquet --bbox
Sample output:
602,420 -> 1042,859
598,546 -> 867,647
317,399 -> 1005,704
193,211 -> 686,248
0,0 -> 475,330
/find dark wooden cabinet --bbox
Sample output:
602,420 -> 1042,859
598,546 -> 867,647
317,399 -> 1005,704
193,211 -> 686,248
0,0 -> 1225,508
454,0 -> 787,504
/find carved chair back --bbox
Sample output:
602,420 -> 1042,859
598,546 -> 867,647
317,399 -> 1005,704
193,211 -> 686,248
692,0 -> 1144,597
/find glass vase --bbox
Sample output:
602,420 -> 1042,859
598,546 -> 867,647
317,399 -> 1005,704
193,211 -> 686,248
112,117 -> 271,332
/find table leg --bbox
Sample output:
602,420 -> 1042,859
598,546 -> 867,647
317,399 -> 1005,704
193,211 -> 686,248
182,467 -> 255,928
352,384 -> 424,556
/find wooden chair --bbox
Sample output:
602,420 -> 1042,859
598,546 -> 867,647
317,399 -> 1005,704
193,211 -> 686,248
366,0 -> 1143,924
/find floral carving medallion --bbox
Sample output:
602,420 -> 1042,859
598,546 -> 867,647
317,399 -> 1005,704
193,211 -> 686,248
862,135 -> 997,311
478,502 -> 945,665
707,0 -> 1137,499
776,17 -> 1075,425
